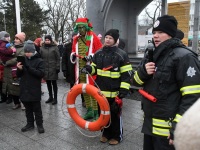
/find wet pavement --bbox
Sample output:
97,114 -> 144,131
0,76 -> 143,150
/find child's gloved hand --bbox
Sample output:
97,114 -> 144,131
80,65 -> 92,74
5,43 -> 11,48
82,55 -> 92,62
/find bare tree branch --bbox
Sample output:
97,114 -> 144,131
140,0 -> 161,27
43,0 -> 86,43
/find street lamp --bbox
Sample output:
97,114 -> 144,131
2,10 -> 6,31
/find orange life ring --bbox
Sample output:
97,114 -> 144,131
66,83 -> 110,131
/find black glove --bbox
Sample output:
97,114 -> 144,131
82,55 -> 92,62
118,93 -> 126,99
56,69 -> 60,74
80,65 -> 92,74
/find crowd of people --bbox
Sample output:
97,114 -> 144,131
0,14 -> 200,149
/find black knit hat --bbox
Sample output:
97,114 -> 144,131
105,29 -> 119,43
45,35 -> 52,42
24,40 -> 36,53
152,15 -> 178,37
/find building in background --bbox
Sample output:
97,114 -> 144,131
168,0 -> 190,46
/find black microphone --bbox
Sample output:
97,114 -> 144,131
146,43 -> 154,62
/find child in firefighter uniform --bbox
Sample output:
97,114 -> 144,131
81,29 -> 132,145
132,15 -> 200,150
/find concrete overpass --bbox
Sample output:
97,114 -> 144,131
86,0 -> 167,54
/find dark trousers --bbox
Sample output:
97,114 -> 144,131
102,98 -> 123,142
46,80 -> 57,99
1,93 -> 12,102
143,134 -> 175,150
12,95 -> 20,105
23,101 -> 43,126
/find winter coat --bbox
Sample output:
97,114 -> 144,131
17,53 -> 44,102
2,44 -> 24,96
0,40 -> 14,63
40,42 -> 60,80
61,42 -> 75,84
132,38 -> 200,139
91,46 -> 132,98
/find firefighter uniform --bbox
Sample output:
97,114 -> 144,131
89,45 -> 132,142
132,38 -> 200,150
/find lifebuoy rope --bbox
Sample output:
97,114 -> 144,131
61,91 -> 103,137
61,69 -> 111,137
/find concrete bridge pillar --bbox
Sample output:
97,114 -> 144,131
127,0 -> 138,54
86,0 -> 104,35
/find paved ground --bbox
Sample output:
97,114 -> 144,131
0,77 -> 144,150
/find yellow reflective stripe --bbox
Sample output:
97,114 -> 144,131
153,127 -> 170,136
91,66 -> 95,74
101,91 -> 118,98
91,62 -> 96,67
97,69 -> 120,78
120,82 -> 130,90
180,85 -> 200,96
153,118 -> 171,128
173,114 -> 182,123
91,63 -> 96,74
133,71 -> 144,85
120,64 -> 133,73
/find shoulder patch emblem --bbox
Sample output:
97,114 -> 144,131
187,66 -> 196,77
114,67 -> 118,71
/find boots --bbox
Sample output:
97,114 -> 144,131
83,107 -> 94,120
12,104 -> 21,110
45,97 -> 53,103
37,124 -> 45,133
52,98 -> 57,105
93,110 -> 99,121
21,124 -> 34,132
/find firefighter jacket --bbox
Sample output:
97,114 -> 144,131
132,38 -> 200,138
90,46 -> 132,98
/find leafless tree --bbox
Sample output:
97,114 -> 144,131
42,0 -> 86,43
139,0 -> 161,26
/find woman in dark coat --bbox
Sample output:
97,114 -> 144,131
40,35 -> 60,105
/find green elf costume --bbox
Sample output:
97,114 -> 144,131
70,18 -> 102,120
